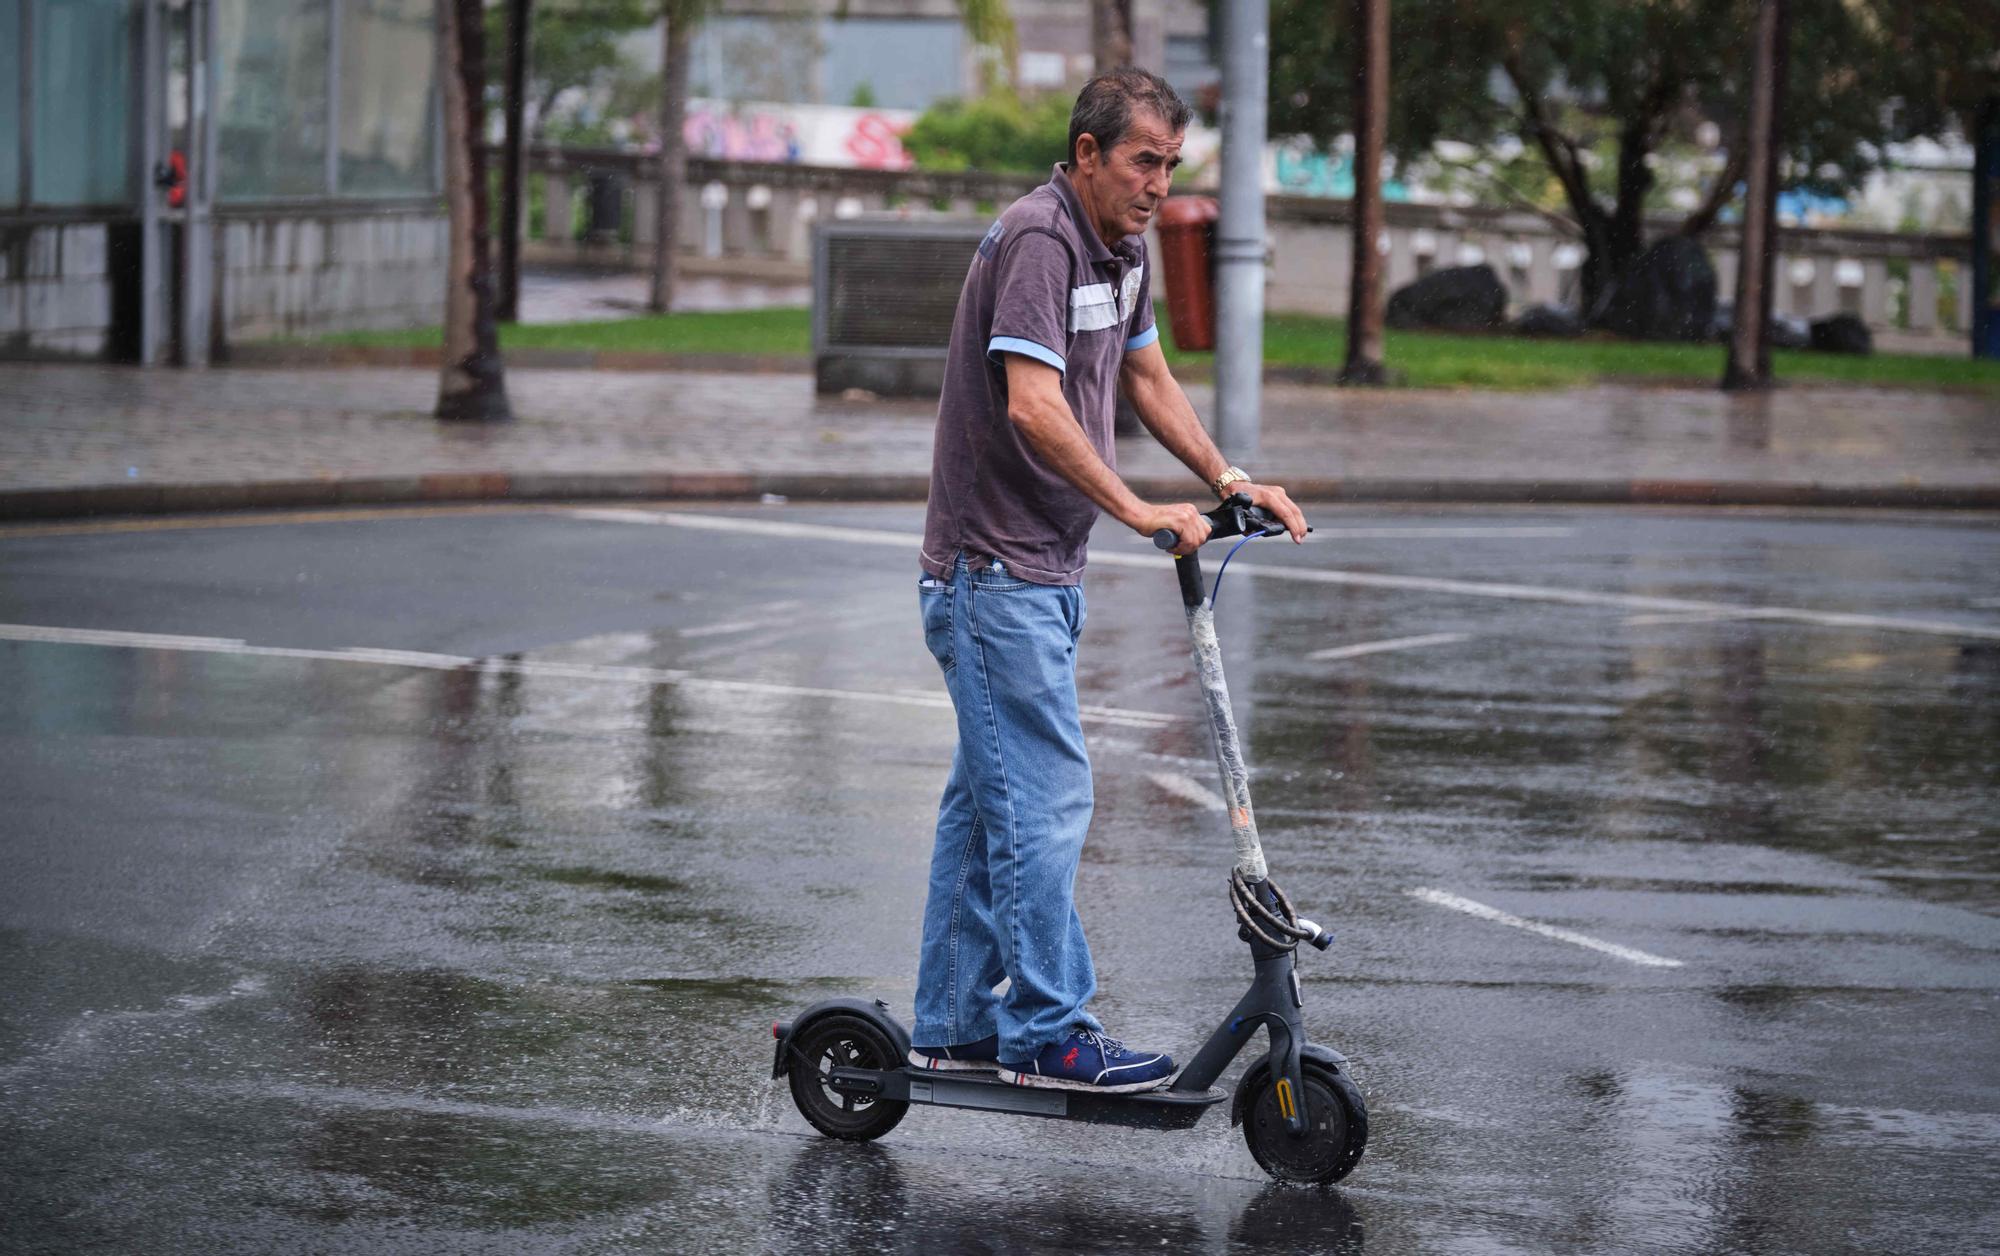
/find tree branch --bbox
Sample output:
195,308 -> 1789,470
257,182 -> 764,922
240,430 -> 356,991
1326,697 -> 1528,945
1501,52 -> 1602,232
1677,142 -> 1748,238
1430,152 -> 1582,236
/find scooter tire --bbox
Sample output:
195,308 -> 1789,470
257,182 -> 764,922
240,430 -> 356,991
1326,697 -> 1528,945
786,1013 -> 909,1142
1240,1061 -> 1368,1184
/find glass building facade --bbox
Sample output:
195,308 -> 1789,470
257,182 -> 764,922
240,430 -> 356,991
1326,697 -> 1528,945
0,0 -> 439,211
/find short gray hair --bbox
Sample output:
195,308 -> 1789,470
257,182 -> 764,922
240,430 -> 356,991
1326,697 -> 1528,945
1066,68 -> 1192,166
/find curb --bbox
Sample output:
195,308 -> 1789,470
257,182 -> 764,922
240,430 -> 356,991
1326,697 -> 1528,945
4,474 -> 1997,522
223,343 -> 811,374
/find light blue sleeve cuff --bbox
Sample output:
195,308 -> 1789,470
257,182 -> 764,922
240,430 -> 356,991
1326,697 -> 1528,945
987,336 -> 1066,375
1124,324 -> 1160,352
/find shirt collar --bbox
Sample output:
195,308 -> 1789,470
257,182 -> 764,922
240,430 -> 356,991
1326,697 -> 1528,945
1051,163 -> 1141,266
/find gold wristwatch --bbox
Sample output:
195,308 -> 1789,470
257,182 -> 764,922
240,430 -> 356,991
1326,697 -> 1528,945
1211,465 -> 1251,498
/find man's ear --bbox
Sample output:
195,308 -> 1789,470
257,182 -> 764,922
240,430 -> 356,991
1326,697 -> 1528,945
1074,133 -> 1100,174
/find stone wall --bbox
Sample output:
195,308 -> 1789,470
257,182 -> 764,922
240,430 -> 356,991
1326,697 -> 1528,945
218,207 -> 447,344
0,222 -> 117,359
0,205 -> 447,362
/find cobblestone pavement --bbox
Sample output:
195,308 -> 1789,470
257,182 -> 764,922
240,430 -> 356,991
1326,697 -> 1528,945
1,362 -> 1994,499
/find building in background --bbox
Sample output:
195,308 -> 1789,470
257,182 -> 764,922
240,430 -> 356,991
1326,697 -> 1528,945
630,0 -> 1214,114
1,0 -> 445,364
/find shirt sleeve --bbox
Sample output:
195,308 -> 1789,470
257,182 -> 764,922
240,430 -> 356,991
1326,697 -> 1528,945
1123,247 -> 1159,353
986,229 -> 1071,377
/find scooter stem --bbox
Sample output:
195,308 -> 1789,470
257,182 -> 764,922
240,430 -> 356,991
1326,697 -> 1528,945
1176,548 -> 1267,882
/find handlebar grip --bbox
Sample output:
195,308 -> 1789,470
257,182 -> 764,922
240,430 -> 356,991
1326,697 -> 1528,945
1152,529 -> 1178,551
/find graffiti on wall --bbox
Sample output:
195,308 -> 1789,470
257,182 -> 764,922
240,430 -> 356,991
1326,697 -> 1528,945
683,100 -> 914,170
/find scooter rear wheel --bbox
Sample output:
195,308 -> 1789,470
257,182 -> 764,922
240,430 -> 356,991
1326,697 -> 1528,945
785,1013 -> 909,1141
1241,1062 -> 1367,1184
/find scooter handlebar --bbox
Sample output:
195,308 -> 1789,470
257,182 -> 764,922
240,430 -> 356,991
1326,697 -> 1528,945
1150,493 -> 1301,551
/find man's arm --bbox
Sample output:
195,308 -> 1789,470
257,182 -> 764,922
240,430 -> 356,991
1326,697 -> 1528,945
1002,355 -> 1211,555
1119,340 -> 1309,541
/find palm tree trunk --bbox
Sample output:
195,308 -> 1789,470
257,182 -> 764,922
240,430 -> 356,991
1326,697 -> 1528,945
1339,0 -> 1388,385
649,13 -> 692,314
1723,0 -> 1788,390
436,0 -> 511,422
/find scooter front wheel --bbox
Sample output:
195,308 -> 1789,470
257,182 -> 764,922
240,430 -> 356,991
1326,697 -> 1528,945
1240,1061 -> 1367,1184
786,1013 -> 909,1141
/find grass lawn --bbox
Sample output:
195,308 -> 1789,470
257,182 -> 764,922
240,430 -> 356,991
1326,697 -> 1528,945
318,307 -> 2000,394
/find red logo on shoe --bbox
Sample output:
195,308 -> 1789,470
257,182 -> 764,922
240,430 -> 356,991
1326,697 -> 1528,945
1062,1046 -> 1080,1070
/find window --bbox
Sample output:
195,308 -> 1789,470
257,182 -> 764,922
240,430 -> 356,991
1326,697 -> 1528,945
30,0 -> 135,206
337,0 -> 436,195
0,0 -> 20,205
216,0 -> 332,199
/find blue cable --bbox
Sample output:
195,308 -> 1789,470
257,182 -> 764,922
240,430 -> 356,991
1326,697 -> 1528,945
1209,528 -> 1276,610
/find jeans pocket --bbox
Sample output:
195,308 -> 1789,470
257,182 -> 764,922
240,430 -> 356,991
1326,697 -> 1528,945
919,578 -> 954,674
969,560 -> 1029,592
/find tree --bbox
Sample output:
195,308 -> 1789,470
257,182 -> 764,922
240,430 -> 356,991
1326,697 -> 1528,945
1269,0 -> 2000,316
1092,0 -> 1133,72
437,0 -> 511,423
1339,0 -> 1388,385
1722,0 -> 1787,390
648,0 -> 705,313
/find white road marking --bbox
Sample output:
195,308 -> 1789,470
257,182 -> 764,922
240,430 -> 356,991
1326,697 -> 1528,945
677,620 -> 770,638
563,511 -> 2000,642
0,623 -> 1181,731
1407,887 -> 1686,969
1623,609 -> 1793,627
1146,771 -> 1227,810
1307,631 -> 1471,662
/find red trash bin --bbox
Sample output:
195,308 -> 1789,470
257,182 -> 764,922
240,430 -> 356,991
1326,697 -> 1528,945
1155,196 -> 1220,352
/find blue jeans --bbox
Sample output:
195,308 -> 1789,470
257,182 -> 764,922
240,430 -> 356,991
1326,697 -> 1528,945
913,557 -> 1104,1063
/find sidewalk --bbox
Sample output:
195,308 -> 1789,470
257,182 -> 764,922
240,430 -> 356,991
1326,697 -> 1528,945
1,361 -> 1996,520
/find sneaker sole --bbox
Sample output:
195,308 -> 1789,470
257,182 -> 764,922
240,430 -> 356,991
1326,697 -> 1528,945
906,1049 -> 1000,1073
995,1067 -> 1175,1094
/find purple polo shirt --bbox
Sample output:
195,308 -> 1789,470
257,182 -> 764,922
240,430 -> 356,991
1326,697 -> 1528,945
919,165 -> 1159,586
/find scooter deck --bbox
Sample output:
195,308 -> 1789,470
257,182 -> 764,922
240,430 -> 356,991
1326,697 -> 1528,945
832,1065 -> 1229,1131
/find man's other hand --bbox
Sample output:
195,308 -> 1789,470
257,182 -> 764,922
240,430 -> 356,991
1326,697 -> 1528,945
1135,502 -> 1212,556
1239,483 -> 1309,542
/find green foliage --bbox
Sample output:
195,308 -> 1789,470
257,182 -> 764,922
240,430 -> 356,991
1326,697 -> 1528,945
1268,0 -> 2000,222
484,0 -> 657,137
903,92 -> 1074,174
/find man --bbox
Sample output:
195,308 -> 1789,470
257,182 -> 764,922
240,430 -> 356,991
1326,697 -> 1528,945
910,69 -> 1308,1093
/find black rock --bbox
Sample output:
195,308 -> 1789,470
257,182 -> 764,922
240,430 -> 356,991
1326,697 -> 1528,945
1707,303 -> 1814,350
1509,303 -> 1584,337
1769,314 -> 1811,350
1590,237 -> 1717,342
1386,264 -> 1508,331
1809,312 -> 1873,355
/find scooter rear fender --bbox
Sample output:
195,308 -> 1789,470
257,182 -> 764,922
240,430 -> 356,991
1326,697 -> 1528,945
771,998 -> 910,1079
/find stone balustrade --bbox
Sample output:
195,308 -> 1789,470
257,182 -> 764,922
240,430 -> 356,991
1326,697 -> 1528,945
508,145 -> 1977,343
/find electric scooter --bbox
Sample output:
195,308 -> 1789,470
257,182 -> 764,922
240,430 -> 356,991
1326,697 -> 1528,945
770,495 -> 1367,1184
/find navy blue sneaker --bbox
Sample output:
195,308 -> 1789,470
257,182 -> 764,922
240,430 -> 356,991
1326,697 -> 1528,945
907,1034 -> 1001,1072
998,1029 -> 1175,1093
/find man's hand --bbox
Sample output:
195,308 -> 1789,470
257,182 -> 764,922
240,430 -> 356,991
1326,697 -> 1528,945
1236,482 -> 1309,543
1134,502 -> 1212,556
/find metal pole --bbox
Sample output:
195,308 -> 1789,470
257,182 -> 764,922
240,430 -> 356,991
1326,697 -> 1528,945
139,0 -> 165,365
1213,0 -> 1266,457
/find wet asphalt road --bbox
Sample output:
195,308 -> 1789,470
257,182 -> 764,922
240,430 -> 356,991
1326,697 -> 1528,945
2,503 -> 1998,1255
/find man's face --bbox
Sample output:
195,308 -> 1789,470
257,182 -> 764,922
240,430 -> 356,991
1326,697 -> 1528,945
1075,111 -> 1185,241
